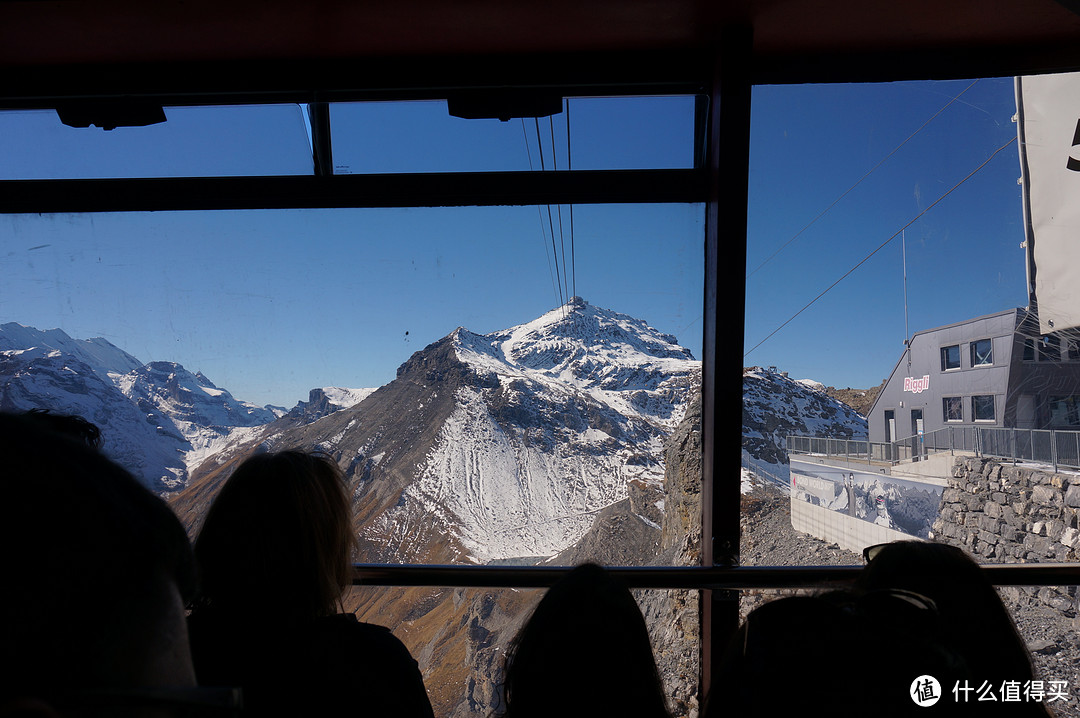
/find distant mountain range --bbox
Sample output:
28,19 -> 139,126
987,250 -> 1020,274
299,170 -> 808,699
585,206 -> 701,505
3,307 -> 869,718
0,322 -> 370,490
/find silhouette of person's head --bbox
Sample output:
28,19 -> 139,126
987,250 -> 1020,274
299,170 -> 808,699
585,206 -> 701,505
503,563 -> 670,718
22,407 -> 102,448
192,450 -> 356,621
714,589 -> 964,718
0,411 -> 199,716
858,541 -> 1040,692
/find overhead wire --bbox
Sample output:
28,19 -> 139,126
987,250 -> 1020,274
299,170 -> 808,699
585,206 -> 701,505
747,78 -> 982,279
521,118 -> 562,310
744,134 -> 1018,359
549,115 -> 569,307
566,98 -> 576,302
535,116 -> 565,316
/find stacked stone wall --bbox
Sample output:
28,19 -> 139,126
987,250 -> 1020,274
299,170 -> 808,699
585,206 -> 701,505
932,456 -> 1080,616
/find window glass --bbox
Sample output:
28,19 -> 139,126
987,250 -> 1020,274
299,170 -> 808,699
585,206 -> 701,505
943,396 -> 963,422
4,204 -> 701,564
745,76 -> 1023,565
1024,338 -> 1036,361
1039,335 -> 1061,362
971,338 -> 993,366
329,95 -> 697,174
1049,396 -> 1080,426
344,584 -> 698,717
0,105 -> 314,179
942,344 -> 961,371
973,395 -> 996,421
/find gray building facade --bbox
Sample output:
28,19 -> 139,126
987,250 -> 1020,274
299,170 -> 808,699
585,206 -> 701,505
867,307 -> 1080,445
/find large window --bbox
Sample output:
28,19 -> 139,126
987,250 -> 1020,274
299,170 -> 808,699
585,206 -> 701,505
941,344 -> 961,371
970,338 -> 993,366
1049,396 -> 1080,427
1039,335 -> 1060,362
973,395 -> 996,422
943,396 -> 963,422
2,94 -> 705,718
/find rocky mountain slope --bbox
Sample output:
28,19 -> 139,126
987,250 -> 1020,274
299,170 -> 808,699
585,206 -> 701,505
170,299 -> 700,717
742,366 -> 868,468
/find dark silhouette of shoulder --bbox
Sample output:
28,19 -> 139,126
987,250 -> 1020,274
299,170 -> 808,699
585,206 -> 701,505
189,611 -> 433,718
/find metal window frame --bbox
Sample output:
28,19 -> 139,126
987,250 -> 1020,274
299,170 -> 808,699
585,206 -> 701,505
6,40 -> 1080,710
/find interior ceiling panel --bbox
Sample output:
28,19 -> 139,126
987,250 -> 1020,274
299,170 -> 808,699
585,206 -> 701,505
2,0 -> 1079,64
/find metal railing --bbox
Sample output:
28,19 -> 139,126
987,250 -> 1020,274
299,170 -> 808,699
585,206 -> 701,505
788,426 -> 1080,472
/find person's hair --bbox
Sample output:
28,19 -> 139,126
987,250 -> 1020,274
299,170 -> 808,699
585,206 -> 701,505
192,450 -> 356,621
22,407 -> 102,448
712,589 -> 968,718
857,541 -> 1038,688
503,563 -> 670,718
0,412 -> 196,696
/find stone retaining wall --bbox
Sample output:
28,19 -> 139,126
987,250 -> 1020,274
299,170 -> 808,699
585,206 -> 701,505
931,456 -> 1080,616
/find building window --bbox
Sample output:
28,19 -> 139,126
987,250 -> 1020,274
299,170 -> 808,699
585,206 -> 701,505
970,338 -> 992,366
973,395 -> 996,422
1023,337 -> 1035,362
1049,396 -> 1080,426
1066,338 -> 1080,362
1039,335 -> 1060,362
943,396 -> 963,422
941,344 -> 961,371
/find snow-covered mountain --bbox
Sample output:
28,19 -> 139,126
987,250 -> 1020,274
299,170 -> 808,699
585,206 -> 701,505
0,323 -> 282,490
176,297 -> 700,563
0,321 -> 142,382
285,386 -> 378,423
742,366 -> 867,469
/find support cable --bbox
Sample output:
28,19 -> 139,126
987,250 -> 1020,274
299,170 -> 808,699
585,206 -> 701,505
535,117 -> 565,313
747,79 -> 981,278
567,99 -> 577,302
744,135 -> 1016,358
550,116 -> 569,308
521,118 -> 561,309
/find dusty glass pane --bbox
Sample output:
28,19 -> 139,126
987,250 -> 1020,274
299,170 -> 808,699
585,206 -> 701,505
2,203 -> 702,573
329,95 -> 697,174
345,584 -> 699,718
0,104 -> 313,179
742,76 -> 1025,564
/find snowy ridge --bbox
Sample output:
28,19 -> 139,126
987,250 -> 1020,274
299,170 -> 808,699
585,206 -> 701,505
453,297 -> 697,430
1,323 -> 281,489
321,386 -> 377,410
395,298 -> 699,561
742,366 -> 867,468
0,323 -> 142,382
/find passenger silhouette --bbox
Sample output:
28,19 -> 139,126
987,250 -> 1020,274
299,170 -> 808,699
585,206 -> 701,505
0,412 -> 213,717
502,563 -> 671,718
188,449 -> 434,718
858,540 -> 1050,715
712,543 -> 1053,717
22,407 -> 102,448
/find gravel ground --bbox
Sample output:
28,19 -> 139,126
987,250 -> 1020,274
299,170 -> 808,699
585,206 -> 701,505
737,478 -> 1080,717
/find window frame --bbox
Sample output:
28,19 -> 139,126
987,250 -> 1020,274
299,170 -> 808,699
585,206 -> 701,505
7,35 -> 1080,710
972,394 -> 996,422
970,338 -> 993,367
943,396 -> 963,423
941,344 -> 961,372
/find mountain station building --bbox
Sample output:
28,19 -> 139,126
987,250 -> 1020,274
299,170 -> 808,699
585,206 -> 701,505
867,307 -> 1080,445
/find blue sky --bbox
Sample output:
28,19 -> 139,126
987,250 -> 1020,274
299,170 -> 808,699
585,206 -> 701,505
0,79 -> 1030,405
0,97 -> 702,407
746,77 -> 1025,388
